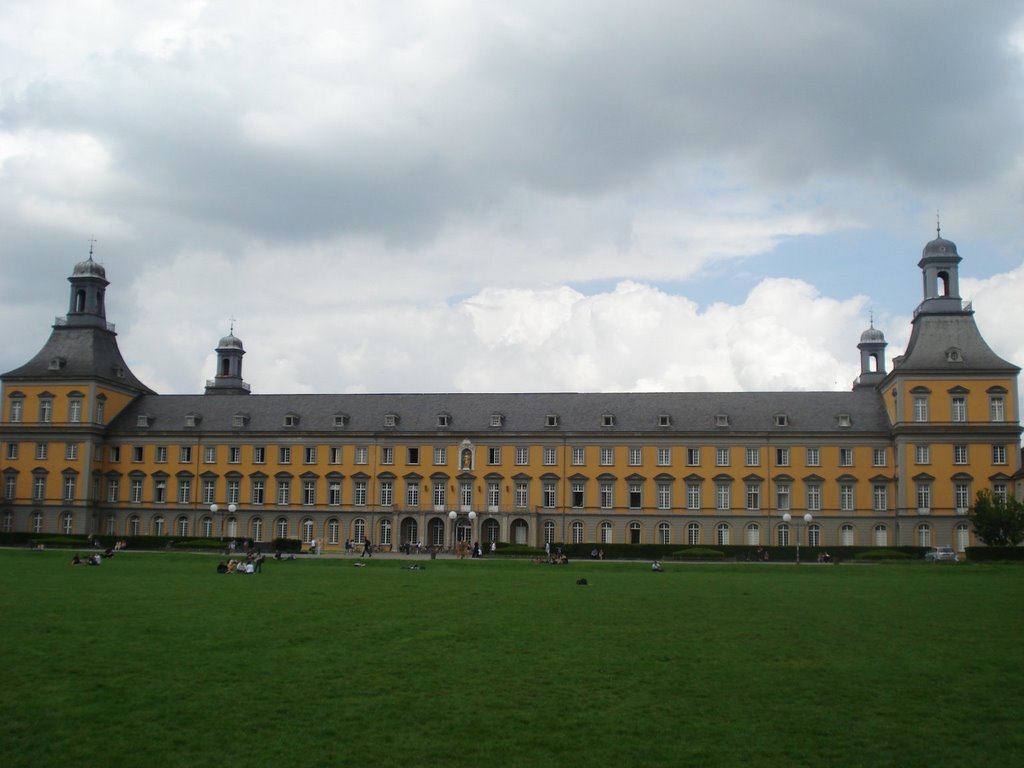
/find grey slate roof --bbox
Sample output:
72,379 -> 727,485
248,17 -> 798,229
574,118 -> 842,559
109,389 -> 891,436
1,326 -> 154,393
895,312 -> 1019,374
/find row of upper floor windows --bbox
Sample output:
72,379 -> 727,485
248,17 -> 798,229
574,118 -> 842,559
905,390 -> 1008,423
5,394 -> 105,425
8,470 -> 1009,515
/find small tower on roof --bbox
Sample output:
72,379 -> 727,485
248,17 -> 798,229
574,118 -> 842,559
854,315 -> 887,389
66,241 -> 109,328
917,217 -> 964,315
204,323 -> 250,395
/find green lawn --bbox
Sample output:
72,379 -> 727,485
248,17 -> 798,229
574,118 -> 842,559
0,550 -> 1021,767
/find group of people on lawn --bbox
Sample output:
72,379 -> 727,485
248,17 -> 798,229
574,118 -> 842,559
217,551 -> 265,574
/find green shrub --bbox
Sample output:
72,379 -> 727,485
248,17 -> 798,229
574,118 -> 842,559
965,546 -> 1024,561
854,549 -> 916,560
671,547 -> 725,559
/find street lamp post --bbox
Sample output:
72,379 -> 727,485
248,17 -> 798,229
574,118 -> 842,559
782,512 -> 813,564
448,510 -> 457,551
211,502 -> 237,541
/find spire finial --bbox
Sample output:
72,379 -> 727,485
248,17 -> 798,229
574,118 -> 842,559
229,316 -> 236,335
88,236 -> 97,260
936,211 -> 941,238
869,308 -> 874,329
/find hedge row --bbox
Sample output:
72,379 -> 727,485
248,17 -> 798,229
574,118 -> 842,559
0,532 -> 304,553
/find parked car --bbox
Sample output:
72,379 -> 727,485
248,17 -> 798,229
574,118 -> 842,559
925,546 -> 959,562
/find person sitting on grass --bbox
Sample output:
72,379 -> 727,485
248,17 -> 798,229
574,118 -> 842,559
71,553 -> 83,565
651,560 -> 663,572
216,561 -> 228,574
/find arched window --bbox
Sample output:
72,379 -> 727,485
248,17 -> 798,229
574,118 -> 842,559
600,521 -> 613,544
353,518 -> 366,544
483,518 -> 499,543
840,524 -> 855,546
105,516 -> 116,535
32,511 -> 44,533
777,523 -> 790,547
628,521 -> 642,544
745,522 -> 760,546
510,518 -> 528,545
401,517 -> 419,546
276,517 -> 288,539
2,510 -> 13,532
658,521 -> 671,545
917,523 -> 931,547
687,522 -> 700,545
301,518 -> 314,543
153,515 -> 165,536
428,517 -> 445,547
873,524 -> 887,547
128,515 -> 140,536
571,520 -> 584,544
716,522 -> 730,546
62,512 -> 73,535
327,518 -> 339,545
543,520 -> 555,545
379,519 -> 392,546
807,523 -> 821,547
225,516 -> 237,538
955,523 -> 970,553
252,517 -> 264,543
177,516 -> 189,537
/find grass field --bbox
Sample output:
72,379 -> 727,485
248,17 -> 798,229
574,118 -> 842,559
1,550 -> 1022,767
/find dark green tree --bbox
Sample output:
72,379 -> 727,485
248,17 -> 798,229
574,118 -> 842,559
969,489 -> 1024,546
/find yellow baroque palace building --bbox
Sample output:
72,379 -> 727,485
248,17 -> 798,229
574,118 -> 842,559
1,234 -> 1021,553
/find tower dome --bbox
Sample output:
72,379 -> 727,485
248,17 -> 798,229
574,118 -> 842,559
921,235 -> 958,259
859,326 -> 885,344
72,256 -> 107,280
218,332 -> 244,351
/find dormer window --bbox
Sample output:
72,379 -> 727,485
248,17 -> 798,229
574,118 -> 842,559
490,413 -> 504,428
658,414 -> 671,427
48,356 -> 66,371
136,415 -> 152,428
837,414 -> 852,428
774,414 -> 789,428
715,414 -> 730,428
545,414 -> 560,428
333,413 -> 350,428
602,414 -> 615,427
184,413 -> 201,428
283,414 -> 299,428
384,413 -> 398,428
112,366 -> 125,379
437,413 -> 451,428
945,347 -> 963,363
232,413 -> 250,428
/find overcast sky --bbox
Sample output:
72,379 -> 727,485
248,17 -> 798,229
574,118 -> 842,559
2,1 -> 1023,396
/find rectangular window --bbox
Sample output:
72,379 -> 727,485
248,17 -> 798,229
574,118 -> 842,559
177,478 -> 191,504
379,480 -> 393,507
839,448 -> 854,467
628,482 -> 642,509
107,478 -> 119,503
913,396 -> 929,422
994,483 -> 1008,503
155,446 -> 168,463
39,399 -> 53,423
776,483 -> 791,511
840,483 -> 854,511
153,479 -> 166,503
515,447 -> 529,465
599,447 -> 614,466
33,475 -> 46,501
745,483 -> 760,511
204,446 -> 217,464
459,481 -> 472,508
571,482 -> 584,508
9,399 -> 23,423
303,480 -> 316,505
68,400 -> 82,423
955,483 -> 970,511
990,396 -> 1005,423
354,480 -> 367,506
489,446 -> 503,465
64,475 -> 76,501
381,446 -> 394,465
715,483 -> 730,511
806,484 -> 821,512
657,483 -> 672,510
4,475 -> 16,500
806,447 -> 820,467
915,445 -> 930,464
355,447 -> 369,465
992,445 -> 1007,465
628,447 -> 642,466
330,447 -> 343,464
277,480 -> 291,505
515,481 -> 528,509
5,442 -> 17,460
433,447 -> 447,465
657,447 -> 671,467
433,482 -> 446,509
109,445 -> 120,462
130,478 -> 143,503
600,483 -> 613,509
278,446 -> 291,464
487,481 -> 500,508
873,484 -> 887,512
65,443 -> 78,460
951,396 -> 967,423
916,483 -> 931,511
954,444 -> 968,464
202,478 -> 215,505
745,448 -> 760,467
305,446 -> 317,464
329,481 -> 342,506
715,448 -> 730,467
570,447 -> 585,466
686,483 -> 700,510
542,482 -> 556,508
775,447 -> 790,467
686,448 -> 700,466
543,447 -> 557,466
406,481 -> 419,508
251,479 -> 265,505
229,446 -> 241,464
36,443 -> 48,460
179,446 -> 192,464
